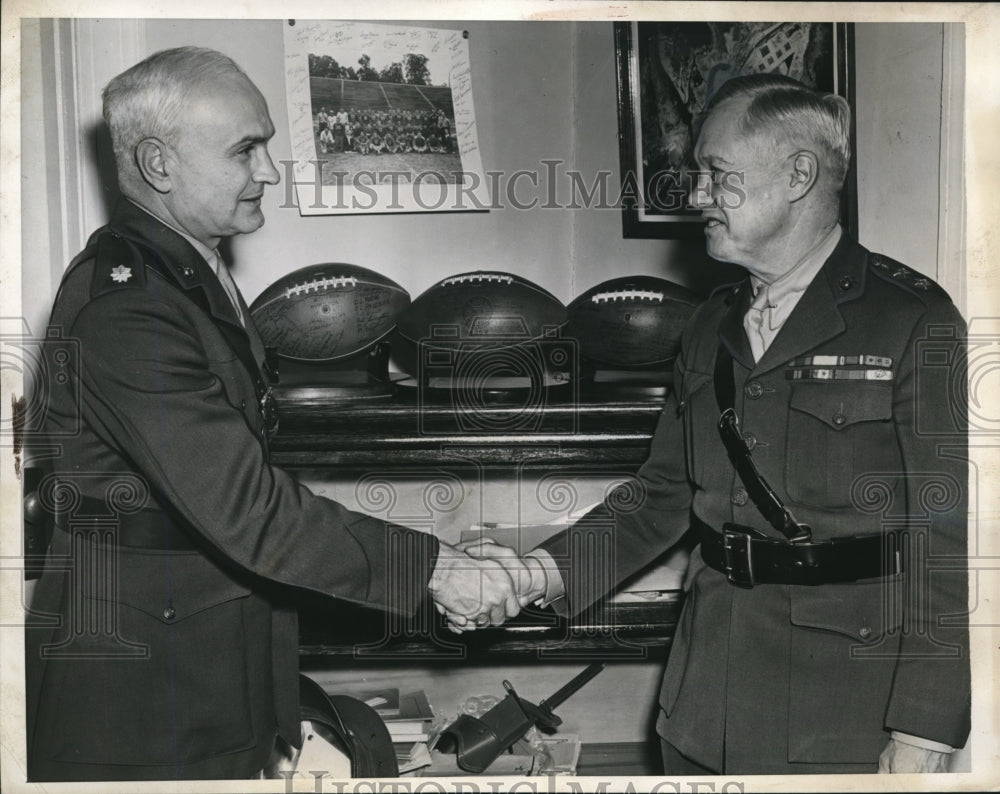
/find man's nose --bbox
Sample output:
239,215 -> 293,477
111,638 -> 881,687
255,147 -> 280,185
688,171 -> 714,209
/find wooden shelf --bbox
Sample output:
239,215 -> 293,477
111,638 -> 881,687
269,387 -> 666,471
578,741 -> 662,776
298,595 -> 682,660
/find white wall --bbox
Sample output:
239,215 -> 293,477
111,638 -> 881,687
854,23 -> 964,306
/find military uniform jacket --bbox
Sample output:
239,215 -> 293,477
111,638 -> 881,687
539,234 -> 970,773
25,199 -> 439,781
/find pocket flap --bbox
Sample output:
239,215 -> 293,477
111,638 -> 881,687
94,549 -> 252,623
789,383 -> 891,430
789,580 -> 901,643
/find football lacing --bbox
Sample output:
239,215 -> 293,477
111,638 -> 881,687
591,289 -> 664,303
442,273 -> 514,286
285,276 -> 358,298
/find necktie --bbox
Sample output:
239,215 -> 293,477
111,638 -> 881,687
214,251 -> 245,326
744,285 -> 770,363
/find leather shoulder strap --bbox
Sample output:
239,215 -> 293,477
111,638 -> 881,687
712,343 -> 811,543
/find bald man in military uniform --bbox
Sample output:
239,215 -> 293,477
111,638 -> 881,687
24,47 -> 520,781
467,74 -> 970,774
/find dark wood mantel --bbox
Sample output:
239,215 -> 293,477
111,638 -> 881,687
269,384 -> 667,471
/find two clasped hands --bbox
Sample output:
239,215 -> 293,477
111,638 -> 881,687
427,538 -> 549,632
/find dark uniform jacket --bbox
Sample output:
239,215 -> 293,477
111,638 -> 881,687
539,233 -> 970,773
25,199 -> 439,781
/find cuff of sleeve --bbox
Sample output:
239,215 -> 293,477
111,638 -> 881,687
890,731 -> 955,754
387,525 -> 439,616
523,548 -> 566,608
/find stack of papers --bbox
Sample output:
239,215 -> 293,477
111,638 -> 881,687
396,741 -> 433,776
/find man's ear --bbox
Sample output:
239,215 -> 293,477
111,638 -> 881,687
135,138 -> 172,194
788,150 -> 819,202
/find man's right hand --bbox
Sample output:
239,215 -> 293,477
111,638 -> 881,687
428,543 -> 521,633
456,538 -> 548,608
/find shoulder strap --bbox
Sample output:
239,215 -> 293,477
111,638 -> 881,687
713,343 -> 811,543
101,227 -> 272,405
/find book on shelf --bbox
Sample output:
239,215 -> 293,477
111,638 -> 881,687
388,727 -> 432,743
354,686 -> 400,718
388,690 -> 433,722
395,741 -> 432,775
384,689 -> 434,742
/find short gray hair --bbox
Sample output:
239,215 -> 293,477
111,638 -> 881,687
706,73 -> 852,187
102,47 -> 250,188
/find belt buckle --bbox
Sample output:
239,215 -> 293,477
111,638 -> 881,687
721,525 -> 755,588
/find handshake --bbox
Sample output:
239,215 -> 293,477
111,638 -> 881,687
427,539 -> 550,633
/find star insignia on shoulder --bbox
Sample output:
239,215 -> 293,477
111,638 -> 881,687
110,265 -> 132,283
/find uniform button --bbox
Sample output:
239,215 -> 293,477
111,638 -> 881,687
162,606 -> 176,620
745,381 -> 764,399
839,277 -> 855,291
858,625 -> 872,639
832,413 -> 847,426
240,399 -> 247,409
742,432 -> 757,451
731,487 -> 749,506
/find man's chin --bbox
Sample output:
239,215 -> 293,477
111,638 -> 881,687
235,210 -> 266,235
704,236 -> 727,260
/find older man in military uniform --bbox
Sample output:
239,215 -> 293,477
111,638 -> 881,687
24,47 -> 520,781
468,74 -> 970,774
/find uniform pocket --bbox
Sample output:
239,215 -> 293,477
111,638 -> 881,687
46,549 -> 258,767
786,580 -> 904,762
785,383 -> 896,508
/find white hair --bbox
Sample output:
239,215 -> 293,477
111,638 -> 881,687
707,73 -> 852,188
102,47 -> 250,190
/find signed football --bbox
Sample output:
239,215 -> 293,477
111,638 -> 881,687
565,276 -> 699,367
250,263 -> 410,361
394,271 -> 567,379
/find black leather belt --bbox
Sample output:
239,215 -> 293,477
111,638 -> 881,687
695,516 -> 901,587
56,497 -> 199,551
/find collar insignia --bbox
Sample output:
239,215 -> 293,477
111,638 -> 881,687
110,265 -> 132,283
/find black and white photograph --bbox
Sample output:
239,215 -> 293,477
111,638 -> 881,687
283,20 -> 486,214
1,2 -> 998,793
305,39 -> 461,180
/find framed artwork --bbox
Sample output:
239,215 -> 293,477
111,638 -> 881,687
615,21 -> 857,239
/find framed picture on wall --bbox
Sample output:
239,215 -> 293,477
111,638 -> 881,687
615,21 -> 857,239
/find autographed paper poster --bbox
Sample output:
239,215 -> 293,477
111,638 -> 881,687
283,20 -> 488,214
